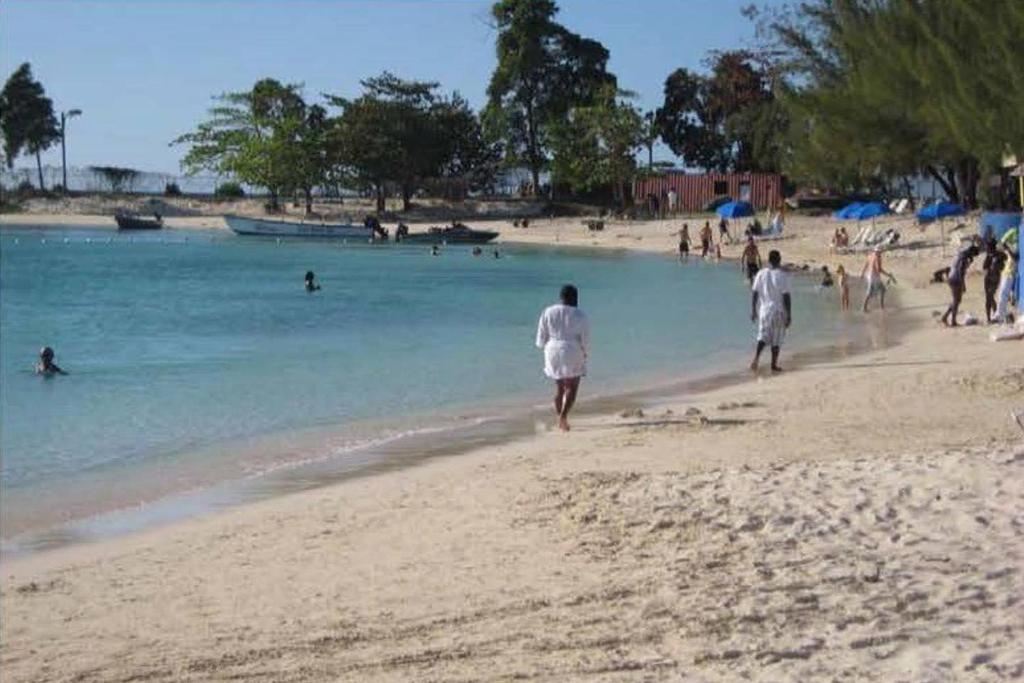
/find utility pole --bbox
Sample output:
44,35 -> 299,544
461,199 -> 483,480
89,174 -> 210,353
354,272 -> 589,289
60,109 -> 82,193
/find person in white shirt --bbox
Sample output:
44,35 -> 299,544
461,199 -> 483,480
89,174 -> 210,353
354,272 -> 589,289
536,284 -> 589,432
750,250 -> 792,373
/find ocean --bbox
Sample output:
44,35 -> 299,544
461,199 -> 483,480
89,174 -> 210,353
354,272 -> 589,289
0,225 -> 852,551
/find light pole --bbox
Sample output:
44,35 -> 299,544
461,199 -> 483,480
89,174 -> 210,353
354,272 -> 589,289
60,108 -> 82,193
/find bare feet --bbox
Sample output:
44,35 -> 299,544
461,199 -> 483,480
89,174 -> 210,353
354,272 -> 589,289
749,360 -> 759,373
558,415 -> 570,432
771,365 -> 783,373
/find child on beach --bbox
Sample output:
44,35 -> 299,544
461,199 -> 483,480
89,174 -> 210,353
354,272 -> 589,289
678,224 -> 690,260
836,264 -> 850,311
699,222 -> 713,258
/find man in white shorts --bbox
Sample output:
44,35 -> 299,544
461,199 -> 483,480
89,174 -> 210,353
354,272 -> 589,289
750,249 -> 792,373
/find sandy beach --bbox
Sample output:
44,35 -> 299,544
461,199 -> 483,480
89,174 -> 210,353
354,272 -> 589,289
2,209 -> 1023,681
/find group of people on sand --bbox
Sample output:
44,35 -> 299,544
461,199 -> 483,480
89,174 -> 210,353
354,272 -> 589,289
676,221 -> 731,260
938,226 -> 1019,327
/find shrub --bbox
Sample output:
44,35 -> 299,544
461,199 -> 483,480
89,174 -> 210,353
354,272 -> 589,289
164,182 -> 182,197
16,180 -> 35,195
214,181 -> 245,199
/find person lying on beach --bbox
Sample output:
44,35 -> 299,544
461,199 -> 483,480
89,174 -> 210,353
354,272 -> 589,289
860,246 -> 896,312
836,264 -> 850,311
304,271 -> 320,292
740,236 -> 761,284
36,346 -> 68,376
750,249 -> 791,374
940,243 -> 980,327
536,284 -> 589,432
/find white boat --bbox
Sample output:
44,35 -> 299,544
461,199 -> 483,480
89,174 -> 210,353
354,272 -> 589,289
224,214 -> 376,239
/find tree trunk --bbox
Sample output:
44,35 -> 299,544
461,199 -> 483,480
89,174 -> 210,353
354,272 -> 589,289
525,96 -> 541,196
266,189 -> 280,213
402,184 -> 412,212
375,183 -> 385,214
955,158 -> 979,209
925,165 -> 958,203
901,176 -> 916,210
304,187 -> 313,215
647,143 -> 653,169
35,151 -> 45,191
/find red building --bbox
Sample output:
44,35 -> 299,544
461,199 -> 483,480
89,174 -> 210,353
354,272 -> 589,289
632,172 -> 783,212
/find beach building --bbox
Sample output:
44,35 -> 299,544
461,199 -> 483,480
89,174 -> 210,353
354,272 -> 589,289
632,171 -> 782,213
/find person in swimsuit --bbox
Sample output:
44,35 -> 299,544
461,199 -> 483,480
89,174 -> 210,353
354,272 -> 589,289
820,266 -> 834,287
860,246 -> 896,312
699,221 -> 713,258
836,264 -> 850,311
36,346 -> 68,376
718,217 -> 733,244
740,236 -> 762,284
678,223 -> 690,260
535,284 -> 589,432
304,271 -> 321,292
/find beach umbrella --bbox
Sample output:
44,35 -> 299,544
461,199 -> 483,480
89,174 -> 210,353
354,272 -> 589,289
833,202 -> 863,219
845,202 -> 891,221
715,200 -> 754,219
916,201 -> 965,223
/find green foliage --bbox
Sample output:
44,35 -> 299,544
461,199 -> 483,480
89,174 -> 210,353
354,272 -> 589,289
89,165 -> 140,193
327,72 -> 499,210
484,0 -> 616,190
173,79 -> 318,211
657,51 -> 780,172
754,0 -> 1024,207
214,181 -> 245,198
549,85 -> 645,205
1,63 -> 60,190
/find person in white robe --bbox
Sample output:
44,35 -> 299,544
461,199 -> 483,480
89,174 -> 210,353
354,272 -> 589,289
536,284 -> 589,431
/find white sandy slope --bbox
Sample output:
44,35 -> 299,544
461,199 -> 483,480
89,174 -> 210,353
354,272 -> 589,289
1,210 -> 1022,681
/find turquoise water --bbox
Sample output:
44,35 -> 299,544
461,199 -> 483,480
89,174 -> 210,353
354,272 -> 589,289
0,226 -> 850,541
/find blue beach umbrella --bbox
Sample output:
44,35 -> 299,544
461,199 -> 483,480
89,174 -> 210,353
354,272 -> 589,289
833,202 -> 864,219
845,201 -> 891,221
716,200 -> 754,219
916,201 -> 965,223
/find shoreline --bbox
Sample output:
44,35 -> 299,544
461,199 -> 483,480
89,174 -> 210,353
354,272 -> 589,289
0,240 -> 878,557
2,211 -> 1022,681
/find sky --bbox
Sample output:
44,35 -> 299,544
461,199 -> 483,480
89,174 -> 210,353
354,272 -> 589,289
2,0 -> 774,175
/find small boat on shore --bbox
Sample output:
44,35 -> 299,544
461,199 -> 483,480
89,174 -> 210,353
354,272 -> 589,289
399,223 -> 499,245
224,214 -> 375,239
115,211 -> 163,230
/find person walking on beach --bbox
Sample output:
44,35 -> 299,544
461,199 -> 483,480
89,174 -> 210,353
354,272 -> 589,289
678,224 -> 690,260
699,221 -> 713,258
536,284 -> 589,432
860,246 -> 896,312
36,346 -> 68,376
740,236 -> 762,284
940,243 -> 980,327
718,217 -> 733,245
750,250 -> 791,373
836,264 -> 850,311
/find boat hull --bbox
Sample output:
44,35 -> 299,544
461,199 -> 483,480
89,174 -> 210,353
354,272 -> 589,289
115,214 -> 162,230
401,230 -> 499,245
224,214 -> 374,239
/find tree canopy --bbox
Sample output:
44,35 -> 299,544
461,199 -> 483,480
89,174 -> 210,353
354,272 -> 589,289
1,63 -> 61,190
752,0 -> 1024,207
484,0 -> 616,193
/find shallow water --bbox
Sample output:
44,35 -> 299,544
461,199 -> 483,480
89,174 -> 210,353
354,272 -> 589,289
0,226 -> 852,546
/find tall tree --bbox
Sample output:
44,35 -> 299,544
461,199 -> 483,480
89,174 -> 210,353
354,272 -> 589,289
1,63 -> 60,190
657,51 -> 780,172
484,0 -> 616,193
549,85 -> 645,207
173,78 -> 314,211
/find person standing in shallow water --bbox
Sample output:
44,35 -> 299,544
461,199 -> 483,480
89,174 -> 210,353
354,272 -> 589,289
750,250 -> 791,373
36,346 -> 68,376
536,284 -> 589,432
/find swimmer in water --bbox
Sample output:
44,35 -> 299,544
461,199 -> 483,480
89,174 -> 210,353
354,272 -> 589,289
431,245 -> 440,256
304,270 -> 320,292
493,249 -> 501,259
36,346 -> 68,376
